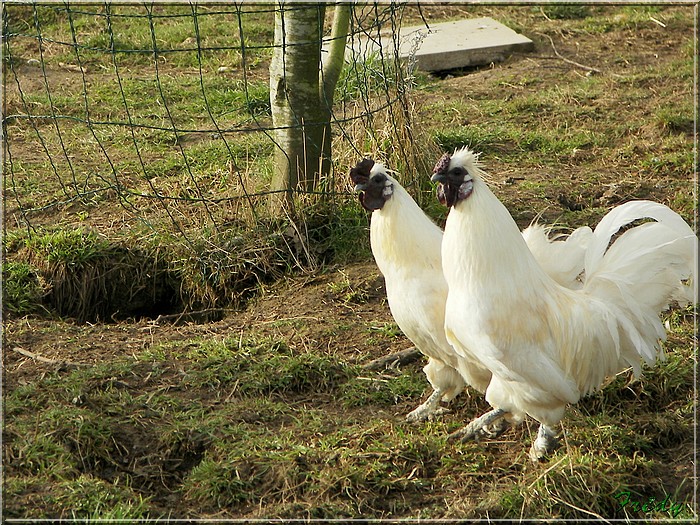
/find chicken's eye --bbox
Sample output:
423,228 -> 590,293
372,175 -> 385,184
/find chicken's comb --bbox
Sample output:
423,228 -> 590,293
349,158 -> 375,183
433,153 -> 451,175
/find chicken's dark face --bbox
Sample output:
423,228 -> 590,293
430,152 -> 474,208
350,158 -> 394,211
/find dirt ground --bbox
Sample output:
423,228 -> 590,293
3,4 -> 697,520
4,262 -> 396,389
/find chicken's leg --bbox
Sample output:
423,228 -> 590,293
529,424 -> 559,462
406,388 -> 449,422
448,408 -> 509,442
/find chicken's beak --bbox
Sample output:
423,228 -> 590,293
431,172 -> 447,184
354,183 -> 368,192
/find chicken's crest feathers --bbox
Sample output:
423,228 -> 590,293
433,147 -> 483,174
450,146 -> 483,170
448,146 -> 496,185
371,162 -> 390,178
349,158 -> 375,185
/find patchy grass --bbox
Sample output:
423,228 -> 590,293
2,260 -> 48,316
3,331 -> 439,518
4,302 -> 696,519
3,3 -> 697,521
433,124 -> 600,161
3,3 -> 275,71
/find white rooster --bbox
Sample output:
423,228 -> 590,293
350,158 -> 595,426
351,158 -> 480,422
431,147 -> 697,460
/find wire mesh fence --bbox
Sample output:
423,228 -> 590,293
3,3 -> 424,234
2,2 -> 434,319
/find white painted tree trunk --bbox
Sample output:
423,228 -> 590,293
269,3 -> 350,215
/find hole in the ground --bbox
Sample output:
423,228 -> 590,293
42,253 -> 184,323
6,227 -> 297,324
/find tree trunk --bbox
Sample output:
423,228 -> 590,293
269,2 -> 350,215
269,3 -> 326,214
319,3 -> 351,181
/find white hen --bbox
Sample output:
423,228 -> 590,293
350,158 -> 597,425
351,158 -> 483,422
431,147 -> 697,460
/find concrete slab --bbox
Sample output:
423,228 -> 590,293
342,17 -> 533,72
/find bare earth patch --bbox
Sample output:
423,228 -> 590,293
3,5 -> 696,521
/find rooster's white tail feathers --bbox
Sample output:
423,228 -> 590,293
586,201 -> 695,276
522,224 -> 593,289
586,200 -> 697,307
582,200 -> 697,377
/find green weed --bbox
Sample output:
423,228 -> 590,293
367,322 -> 402,339
581,5 -> 665,33
340,370 -> 426,409
25,229 -> 108,267
184,335 -> 352,395
56,475 -> 153,520
2,260 -> 47,316
4,433 -> 79,480
540,5 -> 592,20
337,52 -> 401,103
655,105 -> 694,134
327,270 -> 370,305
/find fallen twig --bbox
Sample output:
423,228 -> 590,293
537,32 -> 602,74
362,346 -> 422,371
152,308 -> 232,325
649,16 -> 666,28
12,347 -> 85,368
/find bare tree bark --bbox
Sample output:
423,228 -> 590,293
269,2 -> 350,215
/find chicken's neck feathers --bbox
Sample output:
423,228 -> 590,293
370,180 -> 442,274
444,178 -> 555,301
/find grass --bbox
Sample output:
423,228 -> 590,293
433,125 -> 600,161
2,332 -> 439,518
180,418 -> 446,516
5,476 -> 152,520
327,270 -> 371,305
540,5 -> 592,20
2,260 -> 47,316
655,104 -> 694,135
183,336 -> 351,394
3,306 -> 696,519
4,3 -> 275,71
13,76 -> 271,125
3,227 -> 180,321
342,372 -> 428,409
24,228 -> 109,266
3,3 -> 697,521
